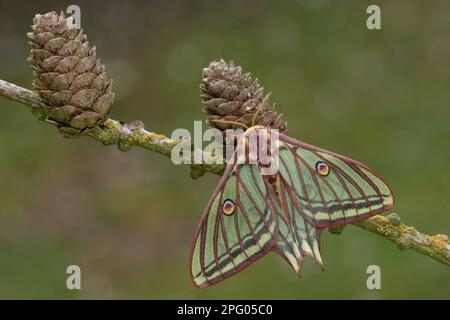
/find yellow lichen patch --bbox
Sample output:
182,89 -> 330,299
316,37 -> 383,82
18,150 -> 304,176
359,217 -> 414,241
131,130 -> 167,145
105,119 -> 121,131
426,234 -> 449,252
171,138 -> 182,146
131,130 -> 146,144
372,215 -> 398,236
373,216 -> 390,235
373,215 -> 390,224
376,224 -> 392,235
377,225 -> 392,236
398,224 -> 417,235
147,132 -> 169,141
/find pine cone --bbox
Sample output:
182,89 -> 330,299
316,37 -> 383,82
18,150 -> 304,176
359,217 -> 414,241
201,59 -> 286,132
27,11 -> 114,135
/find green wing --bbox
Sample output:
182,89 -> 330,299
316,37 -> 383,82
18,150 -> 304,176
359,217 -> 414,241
278,134 -> 394,228
190,159 -> 278,288
266,185 -> 303,274
268,133 -> 394,275
267,177 -> 324,273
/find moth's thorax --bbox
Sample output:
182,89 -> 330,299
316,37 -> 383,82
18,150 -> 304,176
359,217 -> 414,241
239,126 -> 284,150
244,125 -> 266,134
235,126 -> 282,176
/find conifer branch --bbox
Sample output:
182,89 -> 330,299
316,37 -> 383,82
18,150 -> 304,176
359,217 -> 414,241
1,78 -> 449,267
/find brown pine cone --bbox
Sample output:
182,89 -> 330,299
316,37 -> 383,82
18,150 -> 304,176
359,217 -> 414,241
201,59 -> 286,132
27,11 -> 114,136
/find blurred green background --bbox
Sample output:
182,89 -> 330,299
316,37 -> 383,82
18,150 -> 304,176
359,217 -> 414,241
0,0 -> 449,299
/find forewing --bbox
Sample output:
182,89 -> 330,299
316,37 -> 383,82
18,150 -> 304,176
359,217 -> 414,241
190,160 -> 277,288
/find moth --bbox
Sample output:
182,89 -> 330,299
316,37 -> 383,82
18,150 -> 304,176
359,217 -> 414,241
190,115 -> 394,288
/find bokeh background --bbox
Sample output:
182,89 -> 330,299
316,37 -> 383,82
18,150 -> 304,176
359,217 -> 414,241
0,0 -> 449,299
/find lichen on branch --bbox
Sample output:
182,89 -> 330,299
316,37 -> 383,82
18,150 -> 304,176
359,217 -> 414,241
1,78 -> 449,266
